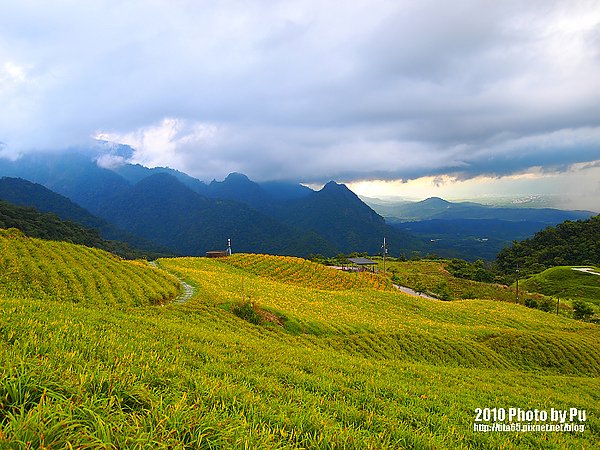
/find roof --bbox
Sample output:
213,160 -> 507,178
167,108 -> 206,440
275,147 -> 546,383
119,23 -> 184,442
347,257 -> 377,265
205,250 -> 228,258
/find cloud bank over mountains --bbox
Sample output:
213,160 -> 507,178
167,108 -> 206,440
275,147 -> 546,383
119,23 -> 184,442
1,0 -> 600,185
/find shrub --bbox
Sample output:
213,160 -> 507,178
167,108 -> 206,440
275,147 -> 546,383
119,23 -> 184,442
537,297 -> 555,313
232,302 -> 262,325
573,300 -> 594,321
525,298 -> 538,309
433,281 -> 452,301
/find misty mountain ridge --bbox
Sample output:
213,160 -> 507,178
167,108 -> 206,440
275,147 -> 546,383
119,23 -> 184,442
95,172 -> 337,256
0,151 -> 412,256
2,149 -> 594,261
365,195 -> 594,223
0,176 -> 171,255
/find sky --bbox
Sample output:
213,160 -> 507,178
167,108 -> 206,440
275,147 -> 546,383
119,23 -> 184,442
1,0 -> 600,211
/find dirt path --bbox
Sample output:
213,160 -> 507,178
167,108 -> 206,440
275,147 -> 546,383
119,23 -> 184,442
149,261 -> 195,304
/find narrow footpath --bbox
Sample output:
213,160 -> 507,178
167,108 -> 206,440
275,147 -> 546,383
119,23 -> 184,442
149,261 -> 195,304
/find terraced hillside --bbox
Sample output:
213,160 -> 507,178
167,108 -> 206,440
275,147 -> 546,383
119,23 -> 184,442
0,228 -> 180,306
161,256 -> 600,374
1,243 -> 599,448
220,253 -> 392,291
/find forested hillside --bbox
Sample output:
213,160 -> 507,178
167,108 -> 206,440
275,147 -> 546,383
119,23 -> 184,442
0,201 -> 164,259
96,173 -> 336,256
0,177 -> 171,255
496,215 -> 600,276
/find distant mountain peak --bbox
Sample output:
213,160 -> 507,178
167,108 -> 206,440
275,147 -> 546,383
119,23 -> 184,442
224,172 -> 250,182
211,172 -> 254,188
321,180 -> 349,192
421,197 -> 450,204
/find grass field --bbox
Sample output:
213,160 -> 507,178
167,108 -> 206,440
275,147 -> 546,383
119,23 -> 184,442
1,232 -> 599,448
0,228 -> 181,307
379,259 -> 544,304
519,266 -> 600,307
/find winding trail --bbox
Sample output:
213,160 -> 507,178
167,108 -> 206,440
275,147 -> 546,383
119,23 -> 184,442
149,261 -> 195,304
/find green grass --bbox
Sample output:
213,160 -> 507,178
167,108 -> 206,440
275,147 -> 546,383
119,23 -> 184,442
519,266 -> 600,307
1,238 -> 599,448
221,253 -> 393,291
380,259 -> 544,304
0,228 -> 181,307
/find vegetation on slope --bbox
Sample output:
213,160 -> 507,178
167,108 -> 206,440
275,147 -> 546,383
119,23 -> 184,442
496,214 -> 600,277
519,266 -> 600,307
381,259 -> 543,304
0,177 -> 174,257
220,253 -> 393,291
1,245 -> 598,448
160,257 -> 600,374
0,228 -> 180,306
97,173 -> 336,257
0,200 -> 168,259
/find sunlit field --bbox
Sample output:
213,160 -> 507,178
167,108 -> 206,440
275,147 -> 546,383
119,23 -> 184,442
1,232 -> 598,448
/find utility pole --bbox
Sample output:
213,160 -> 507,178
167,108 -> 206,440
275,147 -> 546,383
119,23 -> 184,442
515,263 -> 519,303
241,274 -> 245,302
382,237 -> 388,275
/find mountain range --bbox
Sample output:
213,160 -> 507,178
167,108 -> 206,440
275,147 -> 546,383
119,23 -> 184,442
365,196 -> 593,223
1,149 -> 595,260
0,152 -> 419,257
362,197 -> 595,261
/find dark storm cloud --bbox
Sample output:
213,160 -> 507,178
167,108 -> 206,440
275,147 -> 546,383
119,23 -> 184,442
1,0 -> 600,183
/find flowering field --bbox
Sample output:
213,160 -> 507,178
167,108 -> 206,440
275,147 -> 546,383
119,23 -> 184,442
0,228 -> 180,306
218,253 -> 392,291
1,237 -> 599,449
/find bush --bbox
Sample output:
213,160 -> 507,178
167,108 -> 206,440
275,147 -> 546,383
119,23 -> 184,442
232,302 -> 262,325
524,298 -> 538,309
537,297 -> 555,313
573,300 -> 594,321
433,281 -> 452,301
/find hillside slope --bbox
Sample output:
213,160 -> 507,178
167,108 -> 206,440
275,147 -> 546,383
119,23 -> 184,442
161,255 -> 600,374
0,153 -> 131,213
0,177 -> 171,256
1,244 -> 598,448
519,266 -> 600,306
0,228 -> 180,306
275,181 -> 423,255
97,173 -> 336,256
0,200 -> 148,258
496,214 -> 600,276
